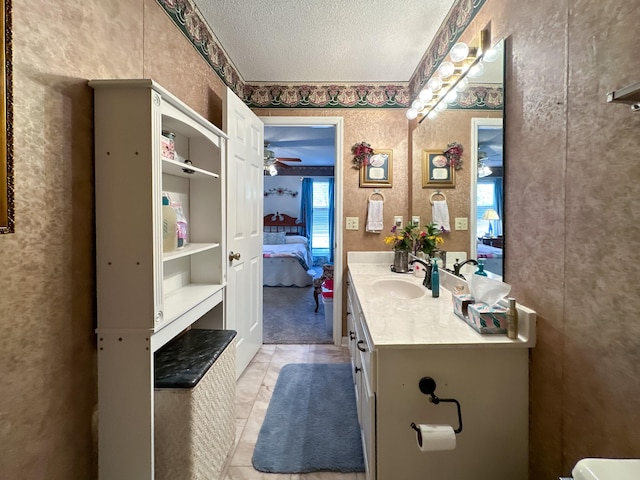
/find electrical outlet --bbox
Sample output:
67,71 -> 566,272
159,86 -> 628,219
411,216 -> 421,227
346,216 -> 359,230
455,217 -> 468,231
394,216 -> 403,229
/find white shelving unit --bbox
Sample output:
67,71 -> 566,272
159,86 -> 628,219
90,79 -> 228,480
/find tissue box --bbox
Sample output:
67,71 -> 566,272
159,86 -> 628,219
466,302 -> 508,334
452,294 -> 475,319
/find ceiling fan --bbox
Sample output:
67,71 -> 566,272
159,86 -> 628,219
264,142 -> 302,173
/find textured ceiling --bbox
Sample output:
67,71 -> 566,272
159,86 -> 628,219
193,0 -> 456,83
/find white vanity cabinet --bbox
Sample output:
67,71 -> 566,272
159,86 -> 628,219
346,279 -> 377,479
90,79 -> 228,480
347,260 -> 534,480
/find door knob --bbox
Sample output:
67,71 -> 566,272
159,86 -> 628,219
228,252 -> 241,261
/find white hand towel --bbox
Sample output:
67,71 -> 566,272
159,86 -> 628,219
432,200 -> 450,232
366,200 -> 384,233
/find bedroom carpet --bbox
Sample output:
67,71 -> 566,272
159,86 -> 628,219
263,286 -> 332,344
252,363 -> 365,473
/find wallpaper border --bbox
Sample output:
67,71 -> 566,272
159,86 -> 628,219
155,0 -> 487,109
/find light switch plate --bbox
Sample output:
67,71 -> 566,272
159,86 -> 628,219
455,217 -> 468,230
394,216 -> 403,229
411,216 -> 421,227
346,216 -> 359,230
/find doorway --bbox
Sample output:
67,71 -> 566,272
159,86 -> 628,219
261,116 -> 344,345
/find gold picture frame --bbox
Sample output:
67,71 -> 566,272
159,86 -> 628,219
422,149 -> 455,188
359,149 -> 393,188
0,0 -> 13,234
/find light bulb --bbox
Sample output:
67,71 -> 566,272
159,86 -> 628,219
445,90 -> 458,104
269,165 -> 278,176
483,44 -> 501,63
435,102 -> 447,112
411,99 -> 424,110
438,61 -> 455,79
450,42 -> 470,63
427,76 -> 443,92
406,108 -> 418,120
419,88 -> 434,103
427,110 -> 438,120
467,61 -> 486,78
454,77 -> 468,92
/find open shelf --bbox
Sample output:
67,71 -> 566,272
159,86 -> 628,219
163,242 -> 220,262
162,157 -> 219,179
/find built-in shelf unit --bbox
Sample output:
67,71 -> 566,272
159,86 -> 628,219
89,79 -> 227,480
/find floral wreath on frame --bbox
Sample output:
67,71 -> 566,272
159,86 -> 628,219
443,142 -> 464,170
351,141 -> 374,169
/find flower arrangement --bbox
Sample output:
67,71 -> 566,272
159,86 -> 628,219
415,222 -> 445,257
383,222 -> 444,255
351,141 -> 374,169
443,142 -> 464,170
383,224 -> 419,252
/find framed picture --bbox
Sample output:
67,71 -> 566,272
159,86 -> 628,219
0,0 -> 13,234
360,149 -> 392,187
422,149 -> 455,188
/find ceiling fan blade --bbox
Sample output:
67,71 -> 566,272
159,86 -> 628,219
274,160 -> 291,168
275,157 -> 302,162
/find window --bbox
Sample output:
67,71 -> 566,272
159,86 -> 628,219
312,180 -> 330,251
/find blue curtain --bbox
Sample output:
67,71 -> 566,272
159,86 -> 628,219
300,178 -> 314,249
494,177 -> 503,236
328,177 -> 335,262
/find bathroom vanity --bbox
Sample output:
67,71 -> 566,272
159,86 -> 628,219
346,252 -> 536,480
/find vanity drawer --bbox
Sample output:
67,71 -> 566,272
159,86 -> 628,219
355,312 -> 376,393
360,370 -> 376,480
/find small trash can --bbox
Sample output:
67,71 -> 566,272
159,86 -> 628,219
321,285 -> 333,336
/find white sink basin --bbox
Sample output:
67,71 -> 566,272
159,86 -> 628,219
573,458 -> 640,480
371,278 -> 426,300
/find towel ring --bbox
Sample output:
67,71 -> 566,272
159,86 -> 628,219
369,190 -> 385,202
429,191 -> 446,205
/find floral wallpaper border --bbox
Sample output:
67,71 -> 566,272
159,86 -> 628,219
450,85 -> 503,109
155,0 -> 487,109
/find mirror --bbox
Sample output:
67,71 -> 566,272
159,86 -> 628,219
410,38 -> 505,277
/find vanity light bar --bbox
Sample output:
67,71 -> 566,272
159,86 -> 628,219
408,28 -> 491,123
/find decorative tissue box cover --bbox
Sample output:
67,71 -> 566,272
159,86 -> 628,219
467,302 -> 508,334
452,294 -> 475,319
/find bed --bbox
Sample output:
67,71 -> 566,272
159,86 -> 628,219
263,212 -> 314,287
477,242 -> 503,275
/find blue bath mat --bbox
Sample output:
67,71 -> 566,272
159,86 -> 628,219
252,363 -> 365,473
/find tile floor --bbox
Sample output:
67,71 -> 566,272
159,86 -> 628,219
221,344 -> 366,480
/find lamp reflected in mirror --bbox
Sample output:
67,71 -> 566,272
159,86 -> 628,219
482,208 -> 500,237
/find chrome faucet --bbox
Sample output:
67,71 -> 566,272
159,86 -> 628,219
453,258 -> 478,278
409,258 -> 432,289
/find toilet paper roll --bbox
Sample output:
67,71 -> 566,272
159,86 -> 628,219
413,423 -> 456,452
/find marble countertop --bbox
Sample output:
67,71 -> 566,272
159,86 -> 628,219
348,252 -> 536,350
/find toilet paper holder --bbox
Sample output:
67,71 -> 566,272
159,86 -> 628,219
411,376 -> 463,434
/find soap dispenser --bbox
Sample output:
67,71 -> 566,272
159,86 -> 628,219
431,259 -> 440,298
474,259 -> 487,276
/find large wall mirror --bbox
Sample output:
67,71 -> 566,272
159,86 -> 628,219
410,37 -> 505,278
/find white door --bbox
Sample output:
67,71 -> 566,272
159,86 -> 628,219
224,87 -> 264,378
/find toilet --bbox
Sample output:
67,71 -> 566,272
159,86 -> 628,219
572,458 -> 640,480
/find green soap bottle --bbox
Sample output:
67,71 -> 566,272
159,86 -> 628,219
431,259 -> 439,298
474,259 -> 487,276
